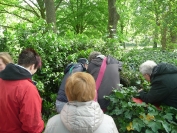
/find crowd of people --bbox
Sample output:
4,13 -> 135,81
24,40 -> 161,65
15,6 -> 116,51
0,48 -> 177,133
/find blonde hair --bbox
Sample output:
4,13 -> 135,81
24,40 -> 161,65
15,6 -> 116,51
65,72 -> 96,102
0,52 -> 13,65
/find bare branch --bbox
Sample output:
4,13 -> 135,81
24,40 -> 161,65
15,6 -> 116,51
1,9 -> 33,23
26,0 -> 40,9
23,0 -> 40,17
0,24 -> 14,29
0,2 -> 40,18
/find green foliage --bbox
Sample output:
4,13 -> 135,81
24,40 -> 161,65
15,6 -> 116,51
106,86 -> 177,133
2,20 -> 125,122
106,48 -> 177,132
120,48 -> 177,88
57,0 -> 108,35
2,15 -> 177,131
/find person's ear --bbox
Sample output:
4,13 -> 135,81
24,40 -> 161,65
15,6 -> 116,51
84,64 -> 88,70
29,64 -> 37,75
29,64 -> 35,70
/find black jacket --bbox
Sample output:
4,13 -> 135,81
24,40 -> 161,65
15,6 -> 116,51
139,63 -> 177,109
0,63 -> 32,80
56,63 -> 86,102
87,56 -> 123,109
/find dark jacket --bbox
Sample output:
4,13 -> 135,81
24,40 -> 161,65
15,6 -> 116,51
139,63 -> 177,109
57,63 -> 86,102
0,63 -> 44,133
87,56 -> 123,109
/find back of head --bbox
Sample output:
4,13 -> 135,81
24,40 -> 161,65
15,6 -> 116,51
0,52 -> 13,65
139,60 -> 157,75
77,58 -> 89,65
88,51 -> 101,63
18,48 -> 42,69
65,72 -> 96,102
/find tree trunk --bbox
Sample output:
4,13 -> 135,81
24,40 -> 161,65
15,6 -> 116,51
153,28 -> 158,48
108,0 -> 119,38
160,26 -> 167,50
37,0 -> 46,19
153,2 -> 160,49
44,0 -> 57,32
170,29 -> 177,43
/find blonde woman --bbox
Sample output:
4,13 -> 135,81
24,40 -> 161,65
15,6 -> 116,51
45,72 -> 119,133
0,52 -> 13,71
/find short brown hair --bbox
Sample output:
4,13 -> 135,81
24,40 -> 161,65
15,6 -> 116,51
0,52 -> 13,65
65,72 -> 96,102
18,48 -> 42,69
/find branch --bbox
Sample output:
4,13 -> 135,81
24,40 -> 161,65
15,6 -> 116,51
25,0 -> 40,9
55,0 -> 63,11
0,2 -> 40,18
23,0 -> 40,18
1,9 -> 33,23
0,24 -> 14,29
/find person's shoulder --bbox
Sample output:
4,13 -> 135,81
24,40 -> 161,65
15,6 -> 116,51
45,114 -> 70,133
64,63 -> 76,74
46,114 -> 61,126
103,114 -> 114,121
95,114 -> 118,133
17,79 -> 39,95
107,56 -> 123,66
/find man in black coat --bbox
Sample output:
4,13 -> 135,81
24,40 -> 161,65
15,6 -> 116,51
87,51 -> 123,110
56,58 -> 89,113
138,60 -> 177,109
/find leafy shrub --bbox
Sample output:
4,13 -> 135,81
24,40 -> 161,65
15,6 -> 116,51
120,48 -> 177,88
106,86 -> 177,133
2,20 -> 124,122
106,48 -> 177,132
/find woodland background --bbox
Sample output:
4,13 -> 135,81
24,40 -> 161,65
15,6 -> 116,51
0,0 -> 177,132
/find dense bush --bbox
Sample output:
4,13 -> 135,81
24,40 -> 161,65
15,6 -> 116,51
106,48 -> 177,132
3,20 -> 177,131
106,86 -> 177,133
2,20 -> 123,122
120,48 -> 177,88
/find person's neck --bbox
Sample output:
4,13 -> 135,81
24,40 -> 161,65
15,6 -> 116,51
16,64 -> 32,74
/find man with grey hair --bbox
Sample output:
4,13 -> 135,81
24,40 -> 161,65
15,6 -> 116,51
139,60 -> 157,82
138,60 -> 177,109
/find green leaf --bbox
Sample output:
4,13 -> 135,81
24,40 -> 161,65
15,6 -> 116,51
115,91 -> 124,99
163,113 -> 173,121
145,129 -> 154,133
147,121 -> 161,132
114,108 -> 124,115
132,118 -> 144,132
162,121 -> 171,133
124,111 -> 132,119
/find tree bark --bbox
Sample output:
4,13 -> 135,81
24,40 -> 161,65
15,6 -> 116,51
170,30 -> 177,43
44,0 -> 57,32
108,0 -> 119,38
37,0 -> 46,19
160,26 -> 167,50
153,1 -> 160,48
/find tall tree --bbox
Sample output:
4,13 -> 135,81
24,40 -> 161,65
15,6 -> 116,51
56,0 -> 107,35
44,0 -> 57,32
108,0 -> 119,38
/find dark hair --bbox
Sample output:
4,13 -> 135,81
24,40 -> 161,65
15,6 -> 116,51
88,51 -> 101,62
77,58 -> 89,65
18,48 -> 42,69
